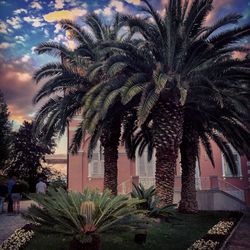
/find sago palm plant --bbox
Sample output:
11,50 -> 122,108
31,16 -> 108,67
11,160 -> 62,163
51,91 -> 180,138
24,188 -> 144,250
131,183 -> 176,218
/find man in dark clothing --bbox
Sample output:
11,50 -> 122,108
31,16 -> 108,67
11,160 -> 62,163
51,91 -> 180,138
11,182 -> 22,214
0,181 -> 8,213
7,176 -> 16,213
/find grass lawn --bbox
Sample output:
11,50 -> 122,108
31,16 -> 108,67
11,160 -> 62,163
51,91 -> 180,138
25,211 -> 229,250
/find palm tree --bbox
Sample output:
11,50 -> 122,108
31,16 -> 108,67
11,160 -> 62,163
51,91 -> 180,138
125,78 -> 250,213
81,0 -> 250,204
178,55 -> 250,213
33,14 -> 128,195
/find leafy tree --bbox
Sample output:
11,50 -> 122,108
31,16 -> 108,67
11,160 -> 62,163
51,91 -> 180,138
7,121 -> 55,191
0,90 -> 12,171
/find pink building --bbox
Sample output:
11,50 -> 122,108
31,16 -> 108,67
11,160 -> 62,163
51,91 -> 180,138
68,115 -> 250,209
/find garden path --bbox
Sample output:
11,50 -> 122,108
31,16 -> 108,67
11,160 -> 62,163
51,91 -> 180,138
224,212 -> 250,250
0,200 -> 33,243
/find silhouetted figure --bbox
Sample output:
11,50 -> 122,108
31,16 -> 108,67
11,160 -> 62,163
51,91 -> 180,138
0,181 -> 8,213
11,181 -> 22,214
7,176 -> 16,214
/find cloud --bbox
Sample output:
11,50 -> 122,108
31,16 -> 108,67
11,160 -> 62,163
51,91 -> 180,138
43,8 -> 87,22
54,34 -> 64,43
24,16 -> 45,27
103,7 -> 112,16
6,16 -> 22,29
0,57 -> 38,123
0,20 -> 8,34
44,28 -> 49,37
95,0 -> 129,16
31,46 -> 37,54
205,0 -> 233,25
125,0 -> 141,5
55,0 -> 64,9
0,42 -> 13,49
31,1 -> 43,10
20,55 -> 31,63
54,23 -> 62,33
53,33 -> 78,50
15,35 -> 26,44
94,9 -> 102,15
13,8 -> 28,15
110,0 -> 124,12
232,44 -> 250,60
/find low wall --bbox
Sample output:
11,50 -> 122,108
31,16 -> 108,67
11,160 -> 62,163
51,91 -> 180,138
174,190 -> 247,211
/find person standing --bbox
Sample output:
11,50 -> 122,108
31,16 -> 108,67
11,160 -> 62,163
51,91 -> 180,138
0,180 -> 8,214
7,176 -> 16,214
11,181 -> 22,214
36,178 -> 47,194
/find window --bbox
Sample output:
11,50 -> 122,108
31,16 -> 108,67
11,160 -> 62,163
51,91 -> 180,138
222,145 -> 242,177
88,141 -> 104,178
136,147 -> 156,177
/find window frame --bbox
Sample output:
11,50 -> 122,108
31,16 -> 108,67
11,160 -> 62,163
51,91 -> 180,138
88,141 -> 104,178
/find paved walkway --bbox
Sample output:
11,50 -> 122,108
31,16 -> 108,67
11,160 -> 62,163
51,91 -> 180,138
224,213 -> 250,249
0,200 -> 33,244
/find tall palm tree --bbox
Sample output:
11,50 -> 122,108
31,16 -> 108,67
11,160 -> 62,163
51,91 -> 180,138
179,55 -> 250,213
124,52 -> 250,212
83,0 -> 250,204
33,13 -> 127,195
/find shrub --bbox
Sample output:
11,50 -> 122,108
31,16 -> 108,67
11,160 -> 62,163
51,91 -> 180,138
131,183 -> 176,218
23,188 -> 144,249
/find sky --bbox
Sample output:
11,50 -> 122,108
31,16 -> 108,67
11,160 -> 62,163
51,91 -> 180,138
0,0 -> 250,154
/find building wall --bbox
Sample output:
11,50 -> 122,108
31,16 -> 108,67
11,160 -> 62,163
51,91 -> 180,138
68,118 -> 250,206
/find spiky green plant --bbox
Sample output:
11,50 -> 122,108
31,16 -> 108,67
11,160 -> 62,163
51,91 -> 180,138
24,188 -> 144,245
131,183 -> 176,218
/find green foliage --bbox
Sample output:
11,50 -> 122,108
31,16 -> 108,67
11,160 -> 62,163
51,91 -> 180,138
48,176 -> 67,190
0,90 -> 12,171
6,121 -> 55,191
24,188 -> 144,243
131,183 -> 176,218
18,180 -> 30,194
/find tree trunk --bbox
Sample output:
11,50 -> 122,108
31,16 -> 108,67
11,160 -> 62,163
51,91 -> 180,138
178,121 -> 199,213
100,115 -> 121,196
152,100 -> 183,205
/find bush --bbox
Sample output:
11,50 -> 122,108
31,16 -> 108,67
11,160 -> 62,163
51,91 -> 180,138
24,188 -> 145,248
48,177 -> 67,190
131,183 -> 176,218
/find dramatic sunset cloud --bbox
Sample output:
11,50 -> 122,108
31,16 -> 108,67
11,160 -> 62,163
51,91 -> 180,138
43,8 -> 87,22
0,57 -> 38,123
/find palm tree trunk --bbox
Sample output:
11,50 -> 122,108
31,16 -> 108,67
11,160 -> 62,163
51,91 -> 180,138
102,141 -> 119,195
153,100 -> 183,205
178,121 -> 199,213
100,115 -> 121,196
